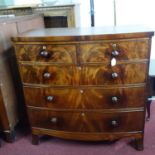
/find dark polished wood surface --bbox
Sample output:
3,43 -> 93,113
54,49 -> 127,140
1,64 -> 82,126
19,63 -> 147,85
15,44 -> 77,63
12,26 -> 154,150
28,108 -> 144,132
24,86 -> 145,109
12,26 -> 154,42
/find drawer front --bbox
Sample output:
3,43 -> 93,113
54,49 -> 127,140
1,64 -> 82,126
19,63 -> 147,85
28,109 -> 144,132
19,65 -> 79,85
79,39 -> 149,63
15,44 -> 77,64
81,63 -> 147,85
83,87 -> 145,109
24,87 -> 145,109
24,88 -> 82,109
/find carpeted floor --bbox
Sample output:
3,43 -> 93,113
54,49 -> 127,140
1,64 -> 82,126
0,102 -> 155,155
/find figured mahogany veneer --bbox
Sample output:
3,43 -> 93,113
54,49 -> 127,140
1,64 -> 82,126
24,86 -> 145,109
79,39 -> 150,63
27,109 -> 144,133
19,63 -> 147,85
16,44 -> 77,63
12,26 -> 154,150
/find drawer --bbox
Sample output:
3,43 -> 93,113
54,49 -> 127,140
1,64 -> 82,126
24,87 -> 145,109
81,63 -> 147,85
19,65 -> 79,85
79,39 -> 149,63
28,109 -> 144,132
19,63 -> 147,85
15,44 -> 77,64
24,88 -> 81,109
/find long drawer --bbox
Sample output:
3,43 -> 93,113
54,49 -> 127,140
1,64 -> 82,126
28,108 -> 144,133
19,62 -> 147,85
24,86 -> 146,109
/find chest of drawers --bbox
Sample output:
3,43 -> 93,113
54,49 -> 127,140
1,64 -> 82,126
12,26 -> 154,150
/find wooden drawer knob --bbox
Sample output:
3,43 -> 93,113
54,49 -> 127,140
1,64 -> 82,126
112,44 -> 119,57
40,50 -> 51,58
46,96 -> 54,101
111,96 -> 118,103
111,120 -> 118,127
39,46 -> 51,58
112,50 -> 119,57
43,72 -> 51,79
111,72 -> 118,78
81,112 -> 85,117
50,117 -> 57,123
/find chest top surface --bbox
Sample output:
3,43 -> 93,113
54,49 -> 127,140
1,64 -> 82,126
12,26 -> 154,42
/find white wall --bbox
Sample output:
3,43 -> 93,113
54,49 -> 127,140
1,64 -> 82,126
14,0 -> 41,5
95,0 -> 114,26
79,0 -> 114,27
14,0 -> 78,5
116,0 -> 155,58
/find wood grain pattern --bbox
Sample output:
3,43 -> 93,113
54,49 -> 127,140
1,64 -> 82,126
81,63 -> 147,85
24,86 -> 145,109
12,26 -> 154,148
15,44 -> 77,64
19,63 -> 147,85
19,65 -> 79,86
28,108 -> 144,132
31,127 -> 143,142
80,39 -> 149,63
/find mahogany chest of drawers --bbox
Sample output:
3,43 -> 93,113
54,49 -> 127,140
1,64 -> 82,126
12,26 -> 154,150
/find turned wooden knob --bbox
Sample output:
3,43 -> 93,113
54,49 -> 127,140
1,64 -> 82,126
50,117 -> 57,123
39,46 -> 51,58
111,120 -> 118,127
46,96 -> 54,101
112,44 -> 119,57
81,112 -> 85,117
112,96 -> 118,103
43,72 -> 51,79
112,72 -> 118,78
112,50 -> 119,56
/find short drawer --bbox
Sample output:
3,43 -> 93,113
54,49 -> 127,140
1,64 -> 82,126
15,44 -> 77,64
28,109 -> 144,132
19,65 -> 78,85
79,39 -> 149,63
24,86 -> 145,109
81,62 -> 147,85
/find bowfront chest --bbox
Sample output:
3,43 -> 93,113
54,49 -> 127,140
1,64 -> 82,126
12,26 -> 154,150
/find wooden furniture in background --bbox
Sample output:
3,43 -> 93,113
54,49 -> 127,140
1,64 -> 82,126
12,26 -> 154,150
0,4 -> 79,28
32,5 -> 76,28
0,22 -> 18,142
16,14 -> 45,34
0,14 -> 44,142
